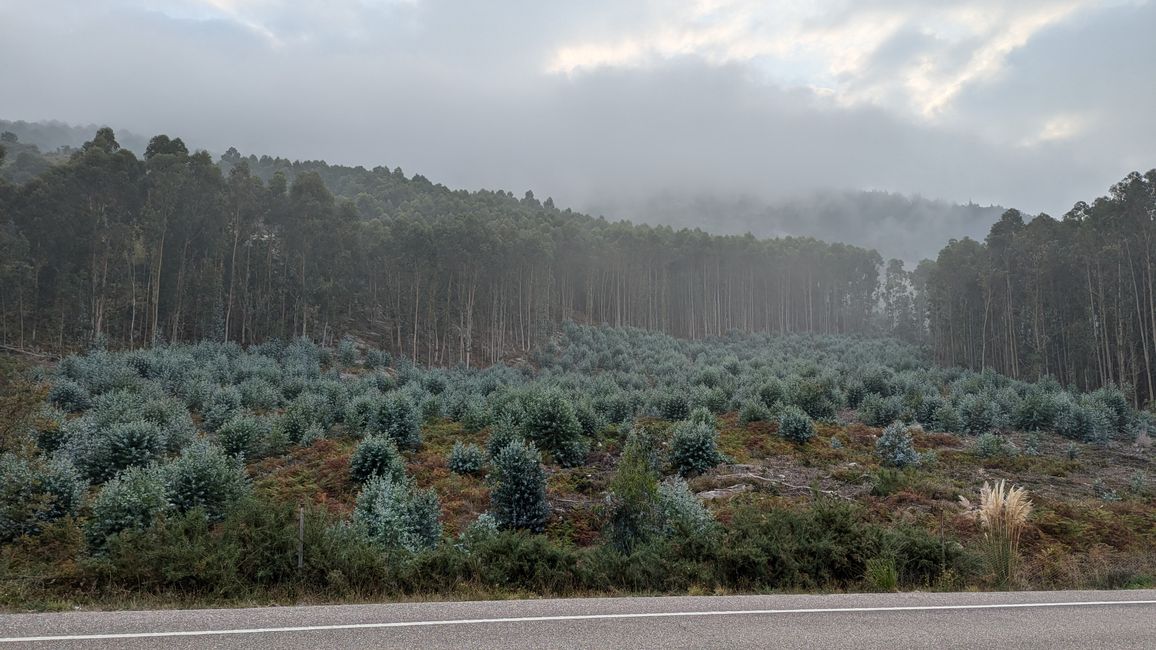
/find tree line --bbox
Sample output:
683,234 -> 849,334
1,129 -> 1153,404
0,129 -> 881,368
925,170 -> 1156,406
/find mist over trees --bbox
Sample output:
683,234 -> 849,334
589,191 -> 1004,265
1,129 -> 1154,405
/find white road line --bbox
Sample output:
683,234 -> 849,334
3,600 -> 1155,643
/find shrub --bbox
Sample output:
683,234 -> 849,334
377,393 -> 421,449
163,440 -> 251,521
931,403 -> 962,433
520,389 -> 585,467
1015,390 -> 1056,431
859,392 -> 903,428
778,406 -> 815,444
489,440 -> 549,532
459,398 -> 491,434
656,477 -> 715,541
486,413 -> 523,459
604,432 -> 661,552
105,421 -> 164,479
364,349 -> 391,369
787,378 -> 835,419
668,420 -> 722,477
0,455 -> 86,543
1053,395 -> 1111,442
337,337 -> 357,367
875,421 -> 919,469
352,475 -> 442,553
216,414 -> 267,458
959,394 -> 1004,435
86,464 -> 170,547
68,420 -> 164,483
239,378 -> 281,411
739,399 -> 772,425
1089,386 -> 1130,434
653,391 -> 690,421
345,392 -> 384,433
973,432 -> 1011,458
48,379 -> 90,413
687,406 -> 717,429
350,435 -> 407,485
457,512 -> 500,550
448,442 -> 485,476
757,379 -> 785,408
912,393 -> 945,427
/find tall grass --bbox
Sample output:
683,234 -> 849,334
960,479 -> 1032,587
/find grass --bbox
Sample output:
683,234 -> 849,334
959,480 -> 1033,587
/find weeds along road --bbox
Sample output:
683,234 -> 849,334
3,590 -> 1155,649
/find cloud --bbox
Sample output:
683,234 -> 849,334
0,0 -> 1152,223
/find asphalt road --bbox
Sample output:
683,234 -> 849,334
2,590 -> 1155,649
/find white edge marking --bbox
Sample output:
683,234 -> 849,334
3,600 -> 1155,643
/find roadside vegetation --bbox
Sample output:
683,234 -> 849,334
2,324 -> 1154,611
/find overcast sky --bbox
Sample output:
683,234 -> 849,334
1,0 -> 1153,216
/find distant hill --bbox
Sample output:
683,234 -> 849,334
586,191 -> 1004,264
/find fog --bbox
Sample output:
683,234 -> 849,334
2,0 -> 1153,259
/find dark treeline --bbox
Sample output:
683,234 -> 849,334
2,128 -> 1155,404
926,170 -> 1156,405
0,129 -> 881,367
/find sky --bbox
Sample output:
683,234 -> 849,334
1,0 -> 1154,219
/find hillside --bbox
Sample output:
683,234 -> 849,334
1,323 -> 1152,610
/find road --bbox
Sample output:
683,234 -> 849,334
2,590 -> 1154,648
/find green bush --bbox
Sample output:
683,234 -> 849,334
350,435 -> 407,485
1016,390 -> 1057,431
48,379 -> 90,413
959,394 -> 1004,435
739,399 -> 772,425
521,389 -> 586,467
163,440 -> 251,521
778,406 -> 816,444
859,392 -> 903,427
656,478 -> 715,541
486,413 -> 523,459
69,420 -> 164,483
0,454 -> 86,543
489,440 -> 549,532
931,403 -> 962,433
448,442 -> 485,476
1054,395 -> 1111,441
653,392 -> 690,421
787,377 -> 835,420
352,475 -> 442,553
973,432 -> 1011,458
668,420 -> 722,477
216,414 -> 268,459
86,464 -> 169,547
687,406 -> 717,429
875,421 -> 919,468
604,432 -> 661,552
376,393 -> 421,449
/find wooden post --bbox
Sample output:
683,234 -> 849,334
297,503 -> 305,570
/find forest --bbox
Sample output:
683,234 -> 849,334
1,128 -> 1155,406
